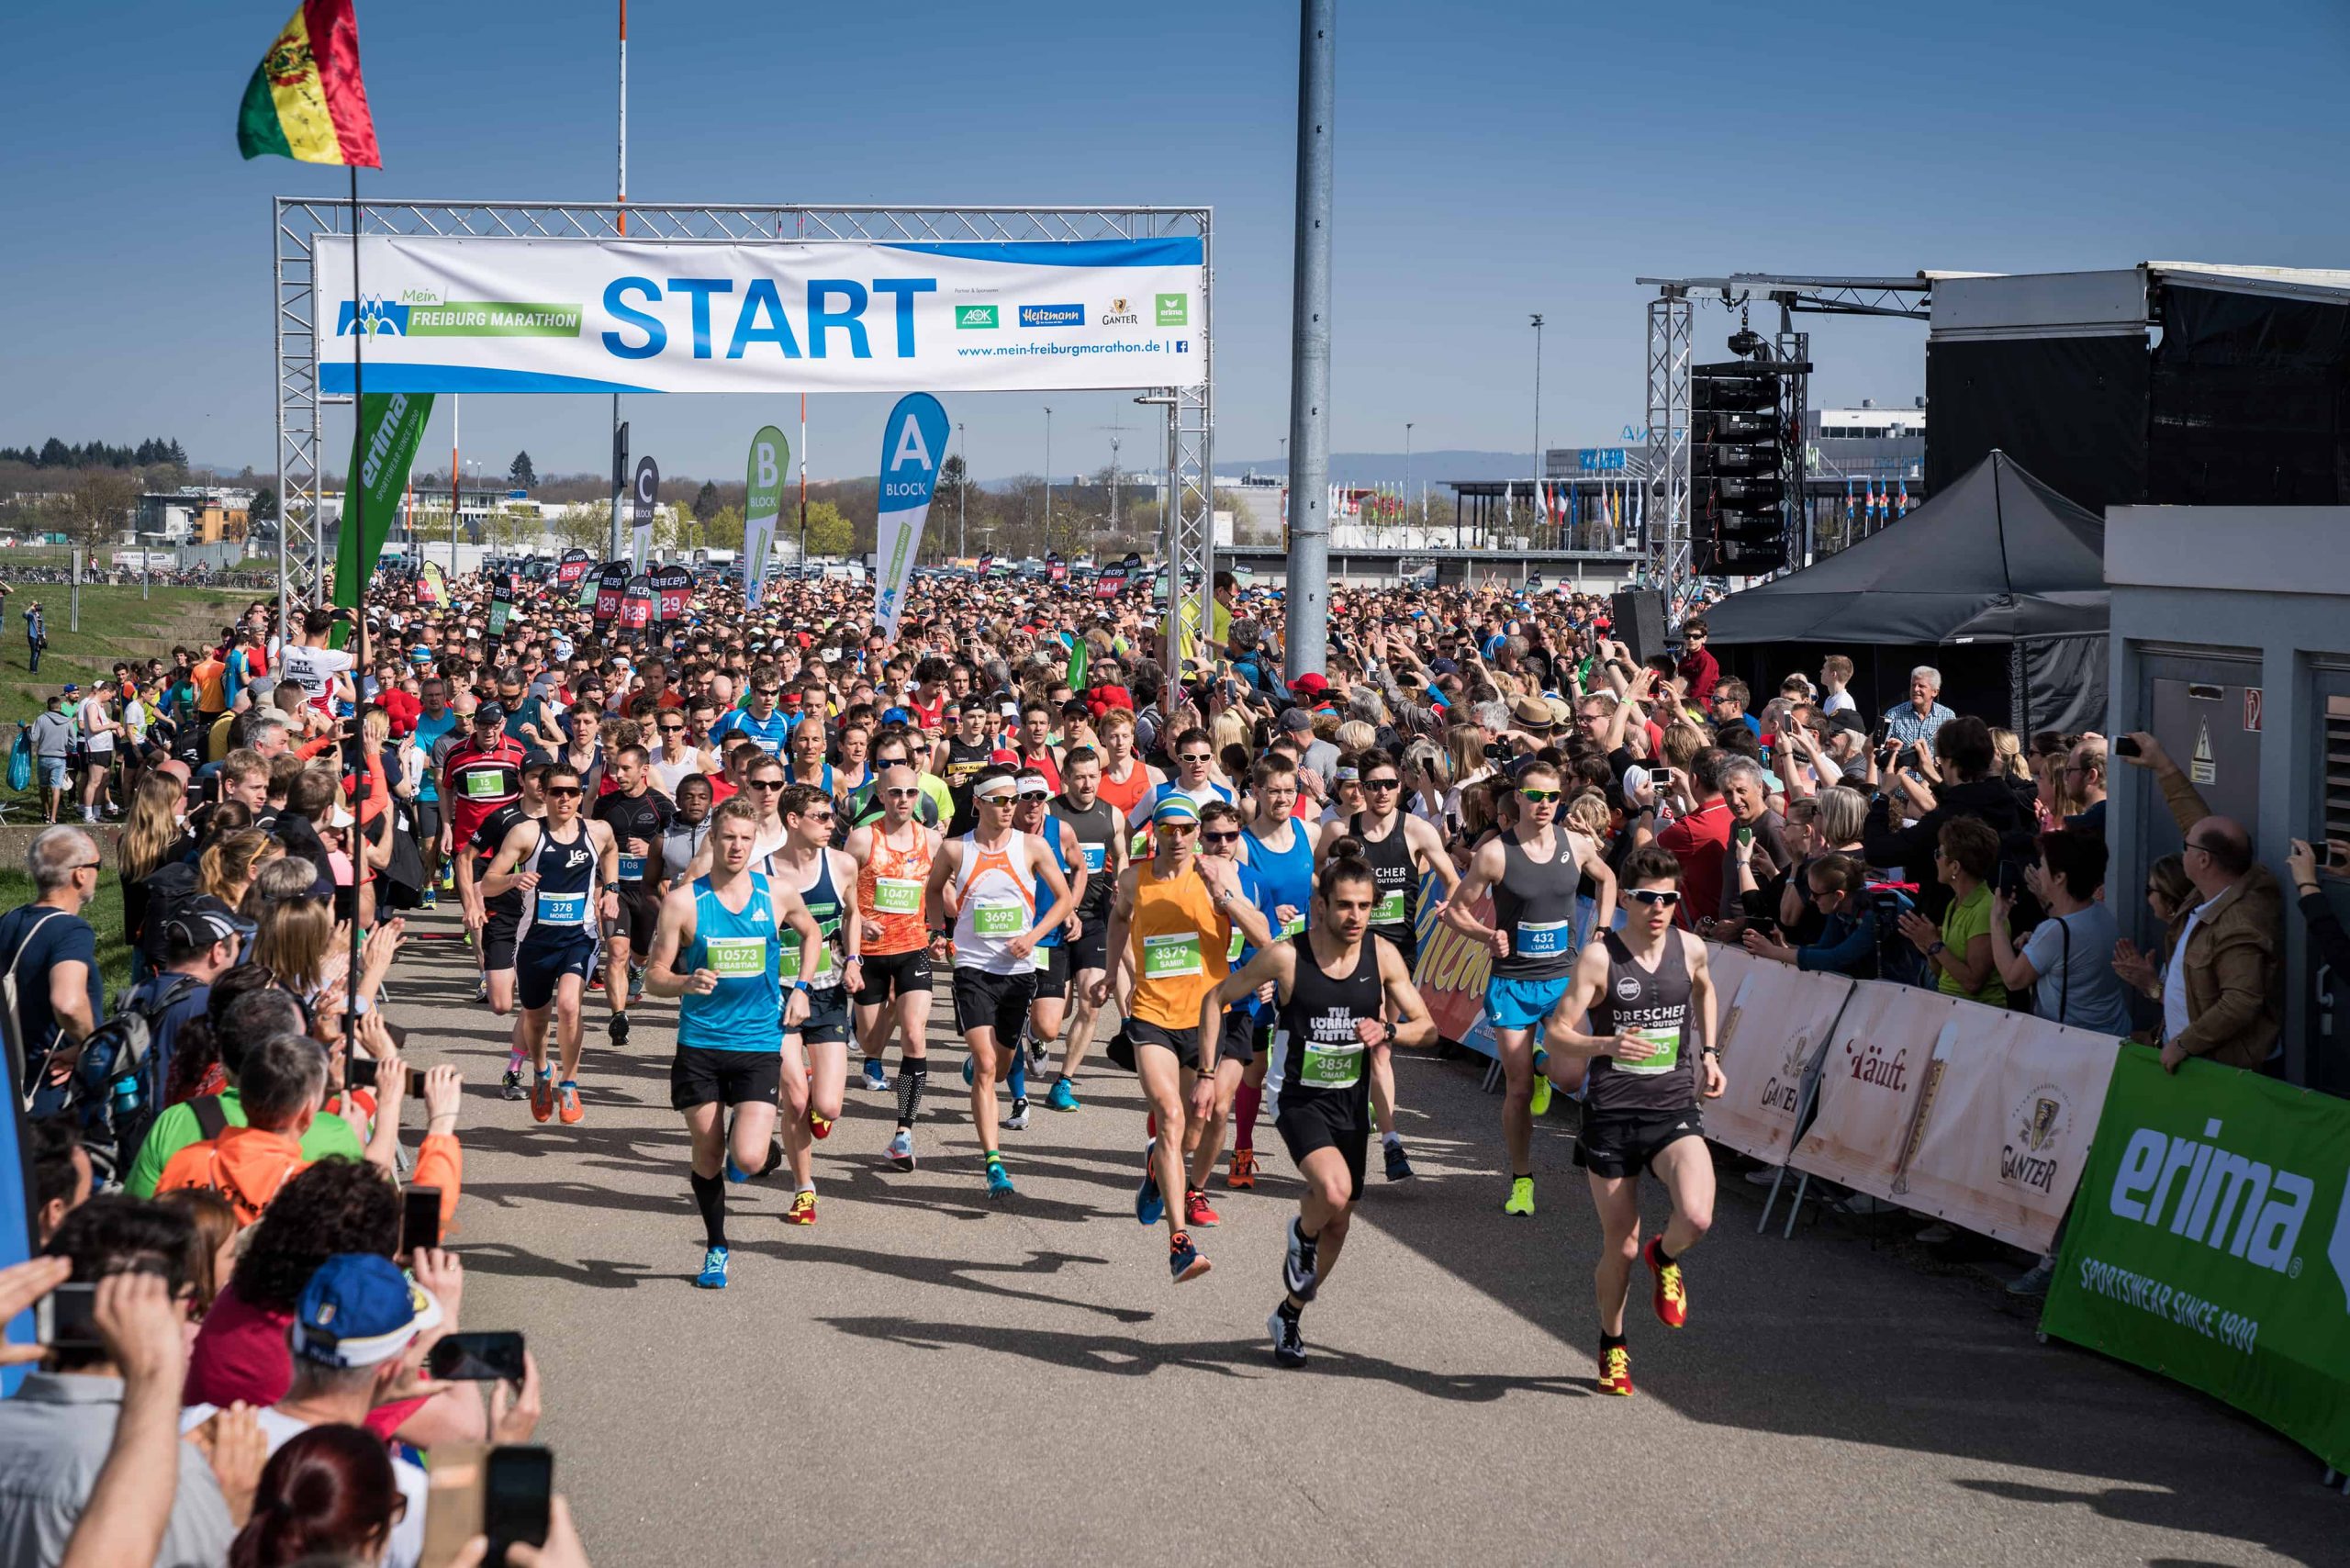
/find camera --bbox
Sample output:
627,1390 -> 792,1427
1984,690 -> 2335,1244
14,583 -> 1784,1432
2114,735 -> 2143,759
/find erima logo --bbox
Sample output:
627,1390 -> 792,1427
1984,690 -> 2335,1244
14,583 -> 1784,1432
2109,1118 -> 2315,1276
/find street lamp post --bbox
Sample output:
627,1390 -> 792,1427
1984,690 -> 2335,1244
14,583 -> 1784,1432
1530,313 -> 1545,532
1404,421 -> 1414,528
1043,406 -> 1053,553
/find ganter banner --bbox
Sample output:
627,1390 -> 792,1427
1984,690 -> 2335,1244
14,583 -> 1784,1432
1704,950 -> 1847,1168
1786,981 -> 1963,1201
318,235 -> 1206,395
743,425 -> 788,609
2042,1046 -> 2350,1472
873,393 -> 948,638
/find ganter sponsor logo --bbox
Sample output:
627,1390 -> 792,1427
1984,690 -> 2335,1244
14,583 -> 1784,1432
2000,1084 -> 2074,1195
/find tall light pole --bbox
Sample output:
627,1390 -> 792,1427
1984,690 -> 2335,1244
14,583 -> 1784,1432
1404,420 -> 1414,527
1043,406 -> 1053,552
1529,313 -> 1545,528
610,0 -> 628,562
1284,0 -> 1336,683
957,422 -> 967,559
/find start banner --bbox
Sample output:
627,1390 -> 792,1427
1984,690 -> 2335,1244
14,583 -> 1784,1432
1704,949 -> 1848,1167
318,235 -> 1206,396
1887,1012 -> 2121,1254
2042,1046 -> 2350,1472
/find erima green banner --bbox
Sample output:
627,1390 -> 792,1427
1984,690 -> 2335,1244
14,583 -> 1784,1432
743,426 -> 787,609
2042,1046 -> 2350,1471
333,390 -> 436,620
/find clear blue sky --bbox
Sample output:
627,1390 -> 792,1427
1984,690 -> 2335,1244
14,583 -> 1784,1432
3,0 -> 2346,487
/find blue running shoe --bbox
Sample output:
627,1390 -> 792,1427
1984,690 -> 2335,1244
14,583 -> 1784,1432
985,1158 -> 1015,1201
1047,1077 -> 1080,1113
1169,1230 -> 1212,1283
724,1158 -> 750,1184
862,1058 -> 890,1093
962,1055 -> 977,1087
694,1246 -> 731,1289
886,1127 -> 916,1170
1136,1137 -> 1165,1226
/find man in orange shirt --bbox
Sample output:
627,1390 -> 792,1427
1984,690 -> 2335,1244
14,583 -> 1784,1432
190,644 -> 229,730
154,1032 -> 325,1225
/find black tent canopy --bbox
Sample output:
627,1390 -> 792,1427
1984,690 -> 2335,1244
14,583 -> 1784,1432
1702,450 -> 2109,734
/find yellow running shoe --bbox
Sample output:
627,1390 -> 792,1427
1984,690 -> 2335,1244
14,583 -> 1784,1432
1597,1343 -> 1634,1396
1530,1073 -> 1553,1118
785,1190 -> 817,1226
1503,1175 -> 1536,1217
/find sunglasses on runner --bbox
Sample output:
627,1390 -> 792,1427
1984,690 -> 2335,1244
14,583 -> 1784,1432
1363,778 -> 1401,790
1625,888 -> 1682,907
883,787 -> 922,798
1202,830 -> 1240,845
748,778 -> 786,791
1179,752 -> 1213,763
544,786 -> 583,799
1518,789 -> 1561,803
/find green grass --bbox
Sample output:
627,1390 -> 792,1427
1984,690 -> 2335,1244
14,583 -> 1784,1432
0,585 -> 256,724
0,868 -> 132,999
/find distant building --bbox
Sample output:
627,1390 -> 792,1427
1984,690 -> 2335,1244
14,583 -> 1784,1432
1807,402 -> 1925,484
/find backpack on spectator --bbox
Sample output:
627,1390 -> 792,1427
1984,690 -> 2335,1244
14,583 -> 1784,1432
1862,880 -> 1932,989
69,973 -> 203,1182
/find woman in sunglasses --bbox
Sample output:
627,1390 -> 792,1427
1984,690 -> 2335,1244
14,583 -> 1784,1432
1526,843 -> 1723,1399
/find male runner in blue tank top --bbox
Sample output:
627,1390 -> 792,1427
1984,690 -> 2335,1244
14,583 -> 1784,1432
1228,754 -> 1318,1187
645,797 -> 824,1289
770,782 -> 865,1225
1528,844 -> 1721,1397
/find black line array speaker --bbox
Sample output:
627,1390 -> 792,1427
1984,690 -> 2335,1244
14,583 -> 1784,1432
1609,589 -> 1667,667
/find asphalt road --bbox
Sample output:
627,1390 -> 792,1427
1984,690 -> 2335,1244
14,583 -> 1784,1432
383,913 -> 2342,1568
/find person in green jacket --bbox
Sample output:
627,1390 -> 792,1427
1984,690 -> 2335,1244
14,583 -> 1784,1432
125,988 -> 364,1198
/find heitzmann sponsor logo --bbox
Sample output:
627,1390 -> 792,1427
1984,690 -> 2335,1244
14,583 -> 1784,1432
2108,1115 -> 2316,1275
1099,295 -> 1142,326
339,296 -> 580,338
2000,1083 -> 2074,1194
1019,303 -> 1084,328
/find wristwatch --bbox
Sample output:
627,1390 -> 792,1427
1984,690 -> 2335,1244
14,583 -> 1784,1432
1926,940 -> 1947,958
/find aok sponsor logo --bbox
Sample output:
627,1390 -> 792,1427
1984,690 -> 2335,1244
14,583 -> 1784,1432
956,305 -> 999,330
1019,303 -> 1084,328
2109,1117 -> 2315,1276
2000,1084 -> 2073,1194
1100,295 -> 1142,326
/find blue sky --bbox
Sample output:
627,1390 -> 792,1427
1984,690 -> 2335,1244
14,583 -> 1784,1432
3,0 -> 2346,487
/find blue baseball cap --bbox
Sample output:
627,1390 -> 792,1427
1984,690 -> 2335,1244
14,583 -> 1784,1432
291,1254 -> 443,1369
1151,794 -> 1201,826
881,706 -> 911,726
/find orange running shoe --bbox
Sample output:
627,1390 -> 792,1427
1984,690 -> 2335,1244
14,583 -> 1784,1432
530,1072 -> 554,1124
1225,1148 -> 1258,1190
1597,1343 -> 1635,1396
1644,1236 -> 1687,1328
1184,1188 -> 1220,1227
785,1190 -> 818,1226
556,1082 -> 585,1126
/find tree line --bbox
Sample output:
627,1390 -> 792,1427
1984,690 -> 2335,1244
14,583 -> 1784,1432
0,436 -> 187,470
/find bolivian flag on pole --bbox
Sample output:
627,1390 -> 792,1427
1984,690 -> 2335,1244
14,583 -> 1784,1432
236,0 -> 381,167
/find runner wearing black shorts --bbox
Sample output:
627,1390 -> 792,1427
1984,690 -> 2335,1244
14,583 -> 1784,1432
1203,849 -> 1433,1368
457,767 -> 543,1102
845,765 -> 942,1170
771,784 -> 864,1225
592,744 -> 673,1047
1530,844 -> 1723,1398
1044,747 -> 1125,1112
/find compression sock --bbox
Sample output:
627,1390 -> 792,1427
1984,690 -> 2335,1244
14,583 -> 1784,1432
1233,1084 -> 1261,1151
506,1045 -> 528,1073
1651,1239 -> 1676,1268
689,1171 -> 727,1248
1382,1130 -> 1404,1150
1006,1050 -> 1028,1103
897,1060 -> 928,1128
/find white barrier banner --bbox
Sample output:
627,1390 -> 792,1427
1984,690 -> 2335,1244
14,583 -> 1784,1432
1788,982 -> 1971,1200
1889,1012 -> 2122,1254
318,236 -> 1206,396
1704,948 -> 1851,1166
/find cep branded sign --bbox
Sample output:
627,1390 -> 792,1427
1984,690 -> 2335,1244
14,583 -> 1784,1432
2042,1045 -> 2350,1473
319,234 -> 1207,396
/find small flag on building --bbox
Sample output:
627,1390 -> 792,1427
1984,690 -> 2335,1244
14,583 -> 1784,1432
237,1 -> 381,167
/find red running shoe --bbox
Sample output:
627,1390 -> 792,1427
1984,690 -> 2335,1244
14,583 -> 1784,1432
1184,1188 -> 1220,1227
1225,1148 -> 1258,1190
1597,1343 -> 1635,1396
1644,1236 -> 1687,1329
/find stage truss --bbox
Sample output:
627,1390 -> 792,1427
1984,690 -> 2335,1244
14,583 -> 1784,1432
273,198 -> 1214,651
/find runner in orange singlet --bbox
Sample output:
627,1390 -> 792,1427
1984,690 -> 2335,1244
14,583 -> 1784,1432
846,763 -> 944,1170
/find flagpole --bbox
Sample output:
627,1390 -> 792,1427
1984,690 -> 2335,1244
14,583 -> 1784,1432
346,162 -> 367,1052
610,0 -> 627,562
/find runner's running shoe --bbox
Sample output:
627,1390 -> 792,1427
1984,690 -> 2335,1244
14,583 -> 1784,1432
694,1246 -> 731,1291
1503,1175 -> 1535,1217
1269,1308 -> 1306,1368
1184,1188 -> 1220,1228
1530,1071 -> 1553,1118
785,1190 -> 818,1226
1003,1099 -> 1030,1131
886,1128 -> 916,1170
809,1110 -> 834,1140
985,1157 -> 1015,1201
557,1081 -> 585,1126
531,1071 -> 554,1124
1644,1237 -> 1687,1328
1169,1230 -> 1211,1283
1282,1216 -> 1320,1302
420,887 -> 438,911
1597,1343 -> 1634,1396
1225,1148 -> 1258,1190
608,1013 -> 630,1046
474,977 -> 489,1002
962,1055 -> 977,1087
862,1058 -> 890,1093
1046,1077 -> 1080,1112
628,965 -> 646,1004
1136,1138 -> 1165,1226
501,1067 -> 525,1103
725,1157 -> 752,1185
1383,1138 -> 1414,1182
